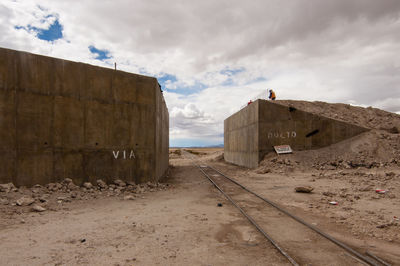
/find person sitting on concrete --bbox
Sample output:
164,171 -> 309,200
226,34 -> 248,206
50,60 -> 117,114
248,100 -> 253,105
268,89 -> 276,100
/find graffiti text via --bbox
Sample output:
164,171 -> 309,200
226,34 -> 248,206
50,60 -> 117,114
112,150 -> 136,159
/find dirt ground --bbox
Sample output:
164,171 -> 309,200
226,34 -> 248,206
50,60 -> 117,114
185,148 -> 400,264
0,151 -> 289,266
1,147 -> 399,265
1,101 -> 400,265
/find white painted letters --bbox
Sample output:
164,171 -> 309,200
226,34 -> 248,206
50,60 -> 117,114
112,150 -> 136,159
267,131 -> 297,139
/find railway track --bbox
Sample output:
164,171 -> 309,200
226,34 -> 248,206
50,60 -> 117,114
183,150 -> 392,266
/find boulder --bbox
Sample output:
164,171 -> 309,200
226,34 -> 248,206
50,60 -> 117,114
97,179 -> 107,189
0,183 -> 16,193
126,181 -> 136,186
82,182 -> 93,189
31,204 -> 46,212
63,178 -> 73,184
123,195 -> 135,200
16,196 -> 35,206
295,186 -> 314,193
114,179 -> 126,187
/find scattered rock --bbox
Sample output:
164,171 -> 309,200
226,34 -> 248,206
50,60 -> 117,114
114,179 -> 126,187
386,126 -> 399,134
295,186 -> 314,193
322,191 -> 336,197
147,182 -> 156,189
47,183 -> 62,192
385,172 -> 396,177
217,203 -> 223,207
359,185 -> 373,192
69,183 -> 79,191
31,188 -> 41,194
126,181 -> 136,186
57,196 -> 71,202
0,198 -> 9,205
97,179 -> 107,189
82,182 -> 93,189
135,187 -> 144,194
376,222 -> 394,229
63,178 -> 73,184
0,183 -> 16,193
31,204 -> 46,212
256,167 -> 271,174
123,195 -> 135,200
16,196 -> 35,206
126,185 -> 135,191
39,197 -> 48,203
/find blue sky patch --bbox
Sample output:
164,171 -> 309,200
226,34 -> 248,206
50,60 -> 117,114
158,73 -> 206,95
89,45 -> 112,60
158,73 -> 177,84
218,67 -> 246,86
166,81 -> 206,96
36,19 -> 63,41
15,16 -> 63,42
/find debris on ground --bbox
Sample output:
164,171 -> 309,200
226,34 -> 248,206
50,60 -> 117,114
16,196 -> 35,206
295,186 -> 314,193
31,204 -> 46,212
123,195 -> 135,200
0,179 -> 172,223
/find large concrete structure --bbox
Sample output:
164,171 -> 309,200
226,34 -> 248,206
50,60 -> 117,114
224,100 -> 368,168
0,47 -> 169,186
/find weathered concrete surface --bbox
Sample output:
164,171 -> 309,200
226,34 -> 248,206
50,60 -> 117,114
224,100 -> 368,168
224,102 -> 259,168
0,47 -> 169,186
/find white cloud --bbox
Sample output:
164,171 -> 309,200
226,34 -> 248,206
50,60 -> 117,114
1,0 -> 400,145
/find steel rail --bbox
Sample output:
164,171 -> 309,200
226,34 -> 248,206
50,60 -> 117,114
366,251 -> 392,266
207,165 -> 380,266
196,164 -> 299,266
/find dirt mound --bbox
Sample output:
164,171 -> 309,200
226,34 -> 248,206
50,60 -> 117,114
275,100 -> 400,132
258,101 -> 400,172
259,130 -> 400,172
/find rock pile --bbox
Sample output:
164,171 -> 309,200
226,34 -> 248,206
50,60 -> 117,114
257,129 -> 400,173
0,179 -> 170,214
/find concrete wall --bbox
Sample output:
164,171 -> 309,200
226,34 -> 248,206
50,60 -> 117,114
0,47 -> 169,186
154,87 -> 169,182
224,101 -> 259,168
224,99 -> 368,168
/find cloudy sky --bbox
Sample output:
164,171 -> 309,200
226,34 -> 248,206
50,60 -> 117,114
1,0 -> 400,146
